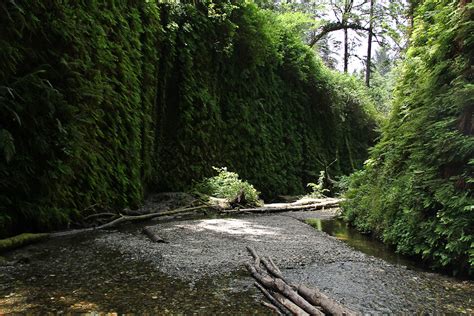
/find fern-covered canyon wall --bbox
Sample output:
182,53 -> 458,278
0,1 -> 378,237
343,0 -> 473,275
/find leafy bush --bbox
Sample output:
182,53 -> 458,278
194,167 -> 261,206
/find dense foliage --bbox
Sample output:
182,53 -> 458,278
0,1 -> 161,237
154,4 -> 379,196
343,0 -> 473,275
193,167 -> 261,206
0,1 -> 377,237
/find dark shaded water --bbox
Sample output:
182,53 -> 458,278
306,218 -> 424,270
0,232 -> 269,315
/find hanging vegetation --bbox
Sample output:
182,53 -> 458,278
343,0 -> 473,275
0,1 -> 378,237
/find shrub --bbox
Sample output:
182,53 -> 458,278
194,167 -> 261,206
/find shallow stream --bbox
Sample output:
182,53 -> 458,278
306,218 -> 422,270
0,231 -> 269,314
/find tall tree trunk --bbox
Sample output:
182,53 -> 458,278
344,27 -> 348,73
343,0 -> 354,73
365,0 -> 374,86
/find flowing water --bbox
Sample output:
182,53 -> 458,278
306,218 -> 451,272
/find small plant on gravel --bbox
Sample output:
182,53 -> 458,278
193,167 -> 261,206
305,171 -> 329,198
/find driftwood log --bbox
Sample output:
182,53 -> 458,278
246,246 -> 355,316
142,226 -> 168,243
223,198 -> 341,214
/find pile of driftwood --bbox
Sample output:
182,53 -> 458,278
245,247 -> 355,316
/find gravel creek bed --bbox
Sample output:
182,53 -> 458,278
0,207 -> 472,314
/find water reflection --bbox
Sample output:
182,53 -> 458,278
306,218 -> 420,269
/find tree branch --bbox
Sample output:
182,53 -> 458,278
309,22 -> 370,47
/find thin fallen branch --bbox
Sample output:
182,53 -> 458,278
269,257 -> 282,275
100,205 -> 210,230
83,212 -> 116,221
262,256 -> 289,284
262,301 -> 284,316
121,208 -> 145,216
247,245 -> 261,265
50,204 -> 211,237
255,282 -> 292,316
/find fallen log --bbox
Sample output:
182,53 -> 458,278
296,284 -> 355,316
286,198 -> 339,207
224,199 -> 341,214
255,282 -> 292,316
98,204 -> 210,230
83,212 -> 117,221
142,226 -> 168,243
1,204 -> 213,252
245,246 -> 355,316
0,233 -> 49,253
246,262 -> 321,315
208,197 -> 231,210
272,292 -> 310,316
262,256 -> 287,282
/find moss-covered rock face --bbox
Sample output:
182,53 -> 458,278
0,2 -> 377,237
343,1 -> 474,275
